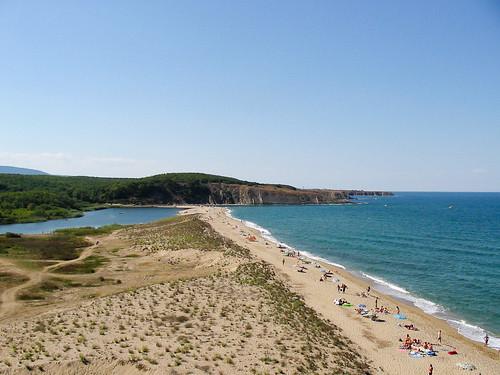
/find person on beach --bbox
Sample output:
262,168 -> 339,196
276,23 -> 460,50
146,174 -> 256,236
375,296 -> 379,309
367,286 -> 371,294
484,333 -> 489,346
428,364 -> 433,375
337,284 -> 341,293
282,258 -> 285,266
437,329 -> 442,344
396,306 -> 400,314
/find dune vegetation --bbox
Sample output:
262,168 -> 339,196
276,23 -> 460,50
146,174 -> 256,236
0,214 -> 370,374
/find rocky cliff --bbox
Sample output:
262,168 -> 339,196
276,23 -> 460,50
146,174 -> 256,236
207,183 -> 391,205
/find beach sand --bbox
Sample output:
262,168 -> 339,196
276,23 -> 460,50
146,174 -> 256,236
190,206 -> 499,374
0,213 -> 369,374
0,208 -> 498,374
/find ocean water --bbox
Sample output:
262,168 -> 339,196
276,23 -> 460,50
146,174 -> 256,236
0,207 -> 179,234
229,192 -> 500,349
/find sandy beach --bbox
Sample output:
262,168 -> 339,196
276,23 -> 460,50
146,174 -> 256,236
190,206 -> 499,374
0,212 -> 369,374
0,207 -> 498,374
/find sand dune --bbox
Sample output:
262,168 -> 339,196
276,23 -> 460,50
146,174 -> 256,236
0,214 -> 369,374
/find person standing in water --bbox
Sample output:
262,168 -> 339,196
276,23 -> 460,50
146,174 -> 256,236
437,329 -> 442,344
484,333 -> 489,347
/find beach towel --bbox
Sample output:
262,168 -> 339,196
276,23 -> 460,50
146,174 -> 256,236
393,314 -> 407,320
341,303 -> 353,307
409,352 -> 423,359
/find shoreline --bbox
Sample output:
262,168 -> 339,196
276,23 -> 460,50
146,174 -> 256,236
224,207 -> 500,350
231,209 -> 500,350
186,206 -> 499,374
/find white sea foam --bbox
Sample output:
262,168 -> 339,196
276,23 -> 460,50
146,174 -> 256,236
448,319 -> 500,350
226,207 -> 499,350
242,220 -> 281,244
361,273 -> 410,295
300,250 -> 346,269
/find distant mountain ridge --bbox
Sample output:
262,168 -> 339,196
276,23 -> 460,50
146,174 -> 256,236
0,166 -> 48,175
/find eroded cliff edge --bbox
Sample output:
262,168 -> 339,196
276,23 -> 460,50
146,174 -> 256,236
207,183 -> 392,205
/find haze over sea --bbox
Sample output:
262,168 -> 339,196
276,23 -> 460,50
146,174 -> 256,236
229,192 -> 500,348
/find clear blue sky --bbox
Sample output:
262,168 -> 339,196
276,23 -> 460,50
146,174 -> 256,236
1,0 -> 499,191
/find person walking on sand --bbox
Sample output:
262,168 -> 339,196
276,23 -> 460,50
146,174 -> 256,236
375,296 -> 379,309
428,364 -> 433,375
396,306 -> 400,314
367,286 -> 371,294
282,258 -> 285,266
484,333 -> 489,347
437,329 -> 442,344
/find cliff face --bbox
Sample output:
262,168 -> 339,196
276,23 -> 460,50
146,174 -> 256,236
207,183 -> 353,204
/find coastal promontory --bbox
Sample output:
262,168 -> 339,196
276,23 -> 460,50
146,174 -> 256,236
0,173 -> 391,224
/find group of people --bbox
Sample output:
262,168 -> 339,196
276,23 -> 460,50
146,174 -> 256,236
375,305 -> 390,314
400,334 -> 435,353
337,283 -> 348,293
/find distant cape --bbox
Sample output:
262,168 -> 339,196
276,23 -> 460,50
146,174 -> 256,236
0,166 -> 48,175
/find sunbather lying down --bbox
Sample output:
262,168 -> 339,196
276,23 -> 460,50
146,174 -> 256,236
334,298 -> 348,305
403,323 -> 418,331
355,308 -> 379,320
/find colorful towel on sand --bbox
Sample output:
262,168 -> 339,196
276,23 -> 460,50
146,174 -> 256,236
409,352 -> 423,358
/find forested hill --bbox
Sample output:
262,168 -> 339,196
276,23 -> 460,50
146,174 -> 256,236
0,173 -> 391,224
0,173 -> 249,224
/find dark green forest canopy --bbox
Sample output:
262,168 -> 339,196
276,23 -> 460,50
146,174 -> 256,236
0,173 -> 258,224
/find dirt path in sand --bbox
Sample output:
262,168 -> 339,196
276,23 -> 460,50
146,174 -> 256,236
0,239 -> 98,319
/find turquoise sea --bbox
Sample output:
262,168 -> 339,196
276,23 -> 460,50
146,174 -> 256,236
229,192 -> 500,349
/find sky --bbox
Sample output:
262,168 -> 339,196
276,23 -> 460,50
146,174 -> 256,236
1,0 -> 499,191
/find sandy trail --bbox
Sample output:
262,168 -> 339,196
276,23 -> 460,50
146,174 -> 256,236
44,240 -> 98,273
0,239 -> 98,320
0,258 -> 42,318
